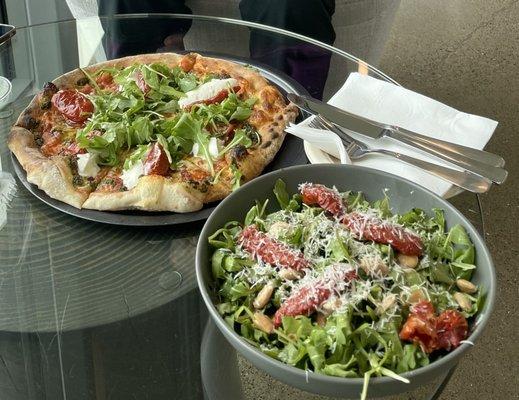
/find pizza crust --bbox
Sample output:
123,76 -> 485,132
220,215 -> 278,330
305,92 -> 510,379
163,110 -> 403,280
8,127 -> 88,208
82,175 -> 204,212
51,53 -> 184,89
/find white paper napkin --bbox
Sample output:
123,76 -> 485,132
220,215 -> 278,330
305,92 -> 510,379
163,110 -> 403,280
286,73 -> 498,197
287,123 -> 351,164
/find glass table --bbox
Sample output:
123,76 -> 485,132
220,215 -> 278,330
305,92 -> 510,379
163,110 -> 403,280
0,15 -> 485,400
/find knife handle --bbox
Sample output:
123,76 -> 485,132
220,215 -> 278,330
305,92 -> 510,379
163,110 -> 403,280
375,149 -> 492,194
387,128 -> 508,184
392,127 -> 505,167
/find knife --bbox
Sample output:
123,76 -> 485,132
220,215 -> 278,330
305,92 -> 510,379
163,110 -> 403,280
288,94 -> 507,184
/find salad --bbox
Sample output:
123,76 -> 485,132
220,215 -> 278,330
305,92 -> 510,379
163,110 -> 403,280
208,180 -> 483,399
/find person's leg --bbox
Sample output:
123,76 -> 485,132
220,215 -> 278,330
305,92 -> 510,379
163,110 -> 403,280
239,0 -> 335,99
98,0 -> 192,58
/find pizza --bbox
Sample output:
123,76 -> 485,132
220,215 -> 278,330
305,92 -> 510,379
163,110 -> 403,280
8,52 -> 298,212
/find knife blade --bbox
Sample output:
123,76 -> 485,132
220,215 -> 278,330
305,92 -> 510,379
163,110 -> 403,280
287,93 -> 507,184
288,93 -> 384,139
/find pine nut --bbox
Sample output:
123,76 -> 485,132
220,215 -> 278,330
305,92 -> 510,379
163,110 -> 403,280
253,312 -> 274,334
453,292 -> 472,312
456,279 -> 477,294
253,282 -> 275,309
278,268 -> 301,280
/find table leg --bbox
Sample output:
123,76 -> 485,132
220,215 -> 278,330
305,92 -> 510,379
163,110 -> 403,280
427,365 -> 457,400
200,319 -> 245,400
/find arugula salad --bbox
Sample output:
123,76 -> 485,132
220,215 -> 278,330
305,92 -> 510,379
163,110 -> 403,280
208,180 -> 483,399
76,62 -> 257,184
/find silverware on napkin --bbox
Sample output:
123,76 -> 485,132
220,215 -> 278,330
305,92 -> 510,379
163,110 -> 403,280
288,94 -> 507,184
308,116 -> 492,194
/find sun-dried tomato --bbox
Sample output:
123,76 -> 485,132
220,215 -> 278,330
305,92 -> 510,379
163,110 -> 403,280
343,212 -> 423,256
135,71 -> 151,95
61,142 -> 86,155
399,301 -> 438,353
300,183 -> 345,217
238,225 -> 310,271
51,90 -> 93,124
272,269 -> 357,327
400,301 -> 468,353
436,309 -> 468,351
41,130 -> 63,156
143,143 -> 170,176
96,72 -> 118,92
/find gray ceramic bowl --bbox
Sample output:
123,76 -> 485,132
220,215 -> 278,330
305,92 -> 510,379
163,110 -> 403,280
196,164 -> 496,398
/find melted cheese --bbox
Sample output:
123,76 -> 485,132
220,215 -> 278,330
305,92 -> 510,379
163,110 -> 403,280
178,78 -> 238,108
191,138 -> 220,159
121,161 -> 144,190
191,143 -> 200,157
77,152 -> 100,178
208,137 -> 219,158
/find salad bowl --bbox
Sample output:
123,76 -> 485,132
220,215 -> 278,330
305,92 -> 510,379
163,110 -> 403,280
195,164 -> 496,398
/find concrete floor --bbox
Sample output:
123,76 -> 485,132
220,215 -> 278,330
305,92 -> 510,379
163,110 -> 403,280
241,0 -> 519,398
379,2 -> 519,398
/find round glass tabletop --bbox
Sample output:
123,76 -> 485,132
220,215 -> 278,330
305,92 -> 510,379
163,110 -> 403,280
0,15 -> 484,400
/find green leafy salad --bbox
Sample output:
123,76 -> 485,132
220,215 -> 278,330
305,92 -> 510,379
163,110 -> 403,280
208,180 -> 484,399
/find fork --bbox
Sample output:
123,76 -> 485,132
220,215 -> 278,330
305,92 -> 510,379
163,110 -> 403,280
308,116 -> 492,194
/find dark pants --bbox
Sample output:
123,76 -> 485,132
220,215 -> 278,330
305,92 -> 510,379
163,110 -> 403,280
98,0 -> 335,99
240,0 -> 335,99
98,0 -> 193,57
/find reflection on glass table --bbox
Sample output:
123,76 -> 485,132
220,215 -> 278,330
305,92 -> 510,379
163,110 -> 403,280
0,15 -> 485,400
